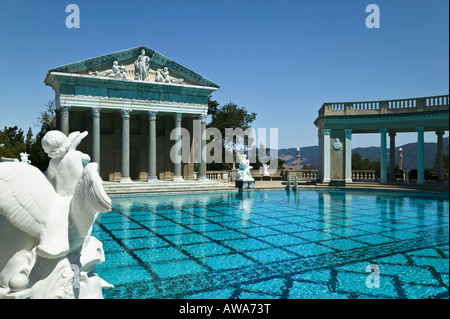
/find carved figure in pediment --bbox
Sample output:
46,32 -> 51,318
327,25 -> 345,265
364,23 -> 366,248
98,61 -> 126,79
135,49 -> 151,80
88,61 -> 126,79
156,67 -> 184,84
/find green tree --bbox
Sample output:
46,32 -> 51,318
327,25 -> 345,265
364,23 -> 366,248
0,126 -> 26,159
206,97 -> 257,170
352,152 -> 380,170
30,100 -> 56,171
432,146 -> 449,171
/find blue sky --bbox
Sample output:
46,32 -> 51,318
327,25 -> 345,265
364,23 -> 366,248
0,0 -> 448,149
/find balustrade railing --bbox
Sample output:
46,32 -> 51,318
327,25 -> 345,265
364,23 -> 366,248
351,170 -> 377,181
319,94 -> 449,116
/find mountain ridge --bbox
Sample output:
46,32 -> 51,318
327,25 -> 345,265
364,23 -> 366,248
278,137 -> 449,171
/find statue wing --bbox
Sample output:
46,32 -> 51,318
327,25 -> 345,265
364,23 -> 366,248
0,162 -> 57,239
70,162 -> 111,238
66,131 -> 88,151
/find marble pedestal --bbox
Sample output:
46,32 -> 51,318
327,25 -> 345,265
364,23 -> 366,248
235,179 -> 255,189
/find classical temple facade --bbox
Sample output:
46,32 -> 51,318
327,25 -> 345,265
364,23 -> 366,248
45,46 -> 219,182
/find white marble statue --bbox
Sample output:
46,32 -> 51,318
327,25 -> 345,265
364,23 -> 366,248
156,67 -> 184,84
94,61 -> 126,79
236,153 -> 254,181
135,49 -> 151,80
262,163 -> 270,177
0,130 -> 112,299
19,152 -> 31,164
42,130 -> 90,196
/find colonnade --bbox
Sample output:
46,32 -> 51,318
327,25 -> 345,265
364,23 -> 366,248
60,105 -> 208,183
318,127 -> 447,184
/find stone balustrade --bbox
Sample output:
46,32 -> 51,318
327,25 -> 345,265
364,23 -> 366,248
319,94 -> 449,116
351,170 -> 377,181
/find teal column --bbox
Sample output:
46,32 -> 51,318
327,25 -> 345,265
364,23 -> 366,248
436,130 -> 445,183
416,126 -> 425,185
60,106 -> 70,136
197,114 -> 208,181
92,107 -> 100,165
322,129 -> 331,183
173,112 -> 184,181
389,131 -> 396,181
147,111 -> 158,181
380,128 -> 388,183
120,109 -> 132,183
318,130 -> 323,181
344,129 -> 352,182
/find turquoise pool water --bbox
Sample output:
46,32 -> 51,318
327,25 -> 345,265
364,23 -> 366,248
93,189 -> 449,299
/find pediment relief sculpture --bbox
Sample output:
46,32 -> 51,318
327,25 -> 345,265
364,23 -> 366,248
88,61 -> 126,79
156,67 -> 184,84
134,49 -> 151,81
85,50 -> 185,85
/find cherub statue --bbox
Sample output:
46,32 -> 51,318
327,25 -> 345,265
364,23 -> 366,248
0,130 -> 112,299
42,130 -> 90,196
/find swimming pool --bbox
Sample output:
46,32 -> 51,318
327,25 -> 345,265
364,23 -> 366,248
93,189 -> 449,299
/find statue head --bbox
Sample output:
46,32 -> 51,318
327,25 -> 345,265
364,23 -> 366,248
42,130 -> 68,158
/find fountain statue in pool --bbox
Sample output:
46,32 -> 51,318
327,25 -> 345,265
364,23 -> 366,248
0,130 -> 113,299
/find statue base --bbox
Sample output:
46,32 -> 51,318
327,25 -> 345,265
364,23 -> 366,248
235,179 -> 255,189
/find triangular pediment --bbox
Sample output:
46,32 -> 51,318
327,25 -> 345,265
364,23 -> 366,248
46,46 -> 219,88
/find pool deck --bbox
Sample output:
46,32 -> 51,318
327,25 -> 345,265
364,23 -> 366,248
103,179 -> 449,196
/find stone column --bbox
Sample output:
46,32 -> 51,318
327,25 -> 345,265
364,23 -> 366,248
172,112 -> 184,182
92,107 -> 100,165
416,126 -> 425,185
344,129 -> 352,183
436,130 -> 445,183
318,131 -> 323,181
380,128 -> 388,183
197,114 -> 207,181
389,131 -> 396,181
60,106 -> 70,136
147,111 -> 158,181
322,129 -> 331,183
120,109 -> 132,183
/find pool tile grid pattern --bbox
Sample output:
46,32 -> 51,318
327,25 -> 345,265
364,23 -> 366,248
93,191 -> 449,299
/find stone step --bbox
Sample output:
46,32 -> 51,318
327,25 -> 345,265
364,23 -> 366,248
102,180 -> 230,194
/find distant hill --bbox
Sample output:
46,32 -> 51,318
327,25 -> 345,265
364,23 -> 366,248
278,137 -> 449,171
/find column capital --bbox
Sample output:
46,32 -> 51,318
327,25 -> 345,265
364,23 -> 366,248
60,106 -> 71,116
121,109 -> 131,119
344,129 -> 352,138
148,111 -> 158,121
198,113 -> 207,124
388,131 -> 396,137
92,107 -> 100,118
174,112 -> 182,122
323,129 -> 331,135
435,130 -> 445,136
415,126 -> 424,133
379,128 -> 388,134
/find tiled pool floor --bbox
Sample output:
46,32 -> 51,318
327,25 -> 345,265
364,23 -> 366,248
93,190 -> 449,299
